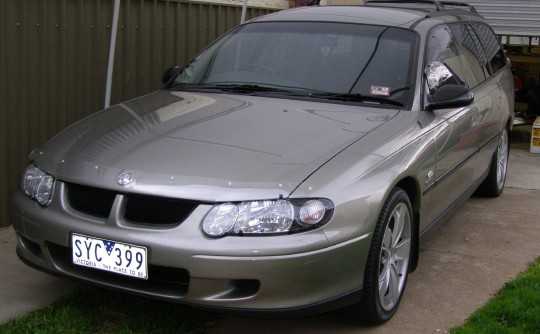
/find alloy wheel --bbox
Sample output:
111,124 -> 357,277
378,202 -> 411,311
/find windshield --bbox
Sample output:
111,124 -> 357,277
170,22 -> 417,107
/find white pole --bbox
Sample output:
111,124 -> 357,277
105,0 -> 121,108
241,0 -> 248,24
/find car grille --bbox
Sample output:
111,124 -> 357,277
124,194 -> 198,226
66,182 -> 117,218
65,182 -> 198,227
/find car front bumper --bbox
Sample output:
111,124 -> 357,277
12,187 -> 371,315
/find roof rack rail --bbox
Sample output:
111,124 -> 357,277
365,0 -> 477,13
439,1 -> 477,13
366,0 -> 443,11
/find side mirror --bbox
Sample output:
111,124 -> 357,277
426,84 -> 474,111
161,66 -> 184,85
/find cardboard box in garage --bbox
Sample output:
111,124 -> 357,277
532,117 -> 540,153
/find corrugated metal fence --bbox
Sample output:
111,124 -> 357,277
0,0 -> 277,227
458,0 -> 540,37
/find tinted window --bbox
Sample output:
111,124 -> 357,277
470,23 -> 507,74
172,22 -> 417,106
425,25 -> 467,94
450,24 -> 488,85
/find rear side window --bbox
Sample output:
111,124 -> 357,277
449,24 -> 488,86
470,23 -> 507,74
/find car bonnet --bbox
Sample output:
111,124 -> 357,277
31,90 -> 398,202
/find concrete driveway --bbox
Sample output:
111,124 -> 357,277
1,136 -> 540,333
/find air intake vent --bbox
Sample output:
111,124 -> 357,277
124,194 -> 198,227
66,182 -> 116,218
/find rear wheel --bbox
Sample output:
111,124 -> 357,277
344,187 -> 412,323
476,128 -> 509,197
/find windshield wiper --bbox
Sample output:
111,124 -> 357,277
169,84 -> 404,106
169,83 -> 223,92
170,83 -> 309,96
210,83 -> 308,95
308,92 -> 404,107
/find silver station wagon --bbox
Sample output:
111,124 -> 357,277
13,0 -> 513,323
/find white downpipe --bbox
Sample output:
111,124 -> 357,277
241,0 -> 248,24
104,0 -> 121,108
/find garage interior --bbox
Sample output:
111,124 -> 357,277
505,36 -> 540,152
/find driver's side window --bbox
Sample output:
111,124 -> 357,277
425,25 -> 468,95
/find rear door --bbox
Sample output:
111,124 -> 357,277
468,23 -> 512,168
450,23 -> 512,178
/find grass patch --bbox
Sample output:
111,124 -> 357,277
0,286 -> 215,334
452,257 -> 540,334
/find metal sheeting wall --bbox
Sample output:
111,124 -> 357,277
0,0 -> 276,227
458,0 -> 540,37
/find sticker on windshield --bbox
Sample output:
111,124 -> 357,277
370,86 -> 390,96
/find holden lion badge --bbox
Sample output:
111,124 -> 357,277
117,171 -> 134,186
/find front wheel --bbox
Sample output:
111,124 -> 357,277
343,187 -> 412,323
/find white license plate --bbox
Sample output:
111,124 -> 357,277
71,233 -> 148,280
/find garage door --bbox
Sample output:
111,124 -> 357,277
454,0 -> 540,37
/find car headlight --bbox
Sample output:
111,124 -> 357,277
20,164 -> 56,206
202,198 -> 333,237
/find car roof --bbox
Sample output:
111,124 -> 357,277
251,2 -> 484,29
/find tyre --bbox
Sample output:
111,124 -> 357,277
476,128 -> 509,198
343,187 -> 412,323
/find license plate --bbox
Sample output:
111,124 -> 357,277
71,233 -> 148,280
